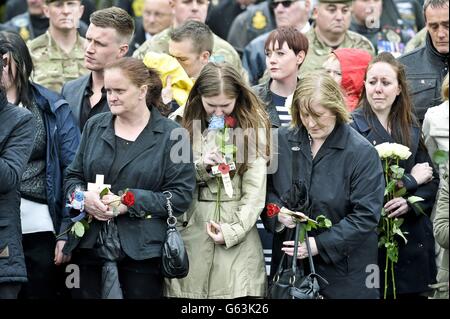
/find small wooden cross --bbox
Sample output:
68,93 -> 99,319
211,162 -> 236,198
87,174 -> 111,193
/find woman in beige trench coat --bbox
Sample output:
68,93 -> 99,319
164,62 -> 271,298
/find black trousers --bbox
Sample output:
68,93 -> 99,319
18,231 -> 69,299
0,283 -> 22,299
70,248 -> 163,299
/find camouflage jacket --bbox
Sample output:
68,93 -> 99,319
28,31 -> 88,93
133,27 -> 247,81
300,28 -> 375,73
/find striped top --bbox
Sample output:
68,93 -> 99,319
271,91 -> 292,127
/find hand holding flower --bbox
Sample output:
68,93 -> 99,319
83,190 -> 110,221
384,197 -> 409,218
202,148 -> 225,171
278,211 -> 297,229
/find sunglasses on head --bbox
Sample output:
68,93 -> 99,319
270,0 -> 298,9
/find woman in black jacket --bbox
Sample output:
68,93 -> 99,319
351,52 -> 439,298
0,54 -> 35,299
0,30 -> 80,299
62,57 -> 195,299
264,71 -> 385,298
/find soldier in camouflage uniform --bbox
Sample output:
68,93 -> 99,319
28,0 -> 88,93
133,0 -> 247,80
300,0 -> 375,73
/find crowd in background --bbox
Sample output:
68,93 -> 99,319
0,0 -> 448,300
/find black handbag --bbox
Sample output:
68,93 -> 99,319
267,223 -> 328,299
161,191 -> 189,279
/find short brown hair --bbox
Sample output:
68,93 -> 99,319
265,26 -> 309,57
90,7 -> 134,44
170,20 -> 214,55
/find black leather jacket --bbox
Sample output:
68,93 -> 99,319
398,33 -> 449,121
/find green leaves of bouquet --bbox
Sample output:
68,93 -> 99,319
265,204 -> 332,243
298,215 -> 332,243
375,142 -> 425,299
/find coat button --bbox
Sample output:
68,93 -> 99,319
182,221 -> 188,227
373,140 -> 377,145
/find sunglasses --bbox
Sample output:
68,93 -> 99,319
270,0 -> 298,10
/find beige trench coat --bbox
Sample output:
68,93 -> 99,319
164,137 -> 268,298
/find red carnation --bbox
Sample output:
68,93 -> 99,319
122,191 -> 135,207
224,115 -> 237,128
266,203 -> 280,218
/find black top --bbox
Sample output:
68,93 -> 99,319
29,13 -> 49,39
80,75 -> 109,130
108,135 -> 134,180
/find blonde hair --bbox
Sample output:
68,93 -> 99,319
442,73 -> 449,101
291,71 -> 350,128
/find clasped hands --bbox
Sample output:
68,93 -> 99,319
83,190 -> 127,221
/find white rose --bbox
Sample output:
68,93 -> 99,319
375,142 -> 394,159
391,143 -> 412,160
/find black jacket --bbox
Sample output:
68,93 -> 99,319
263,123 -> 385,299
128,18 -> 146,56
0,93 -> 36,283
253,80 -> 282,128
351,108 -> 439,295
62,108 -> 195,260
398,33 -> 449,121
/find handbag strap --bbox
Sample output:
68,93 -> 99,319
291,223 -> 300,273
304,228 -> 316,274
163,191 -> 176,227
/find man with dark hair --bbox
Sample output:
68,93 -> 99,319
399,0 -> 449,122
169,20 -> 213,79
61,7 -> 134,130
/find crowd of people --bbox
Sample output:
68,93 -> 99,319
0,0 -> 448,300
